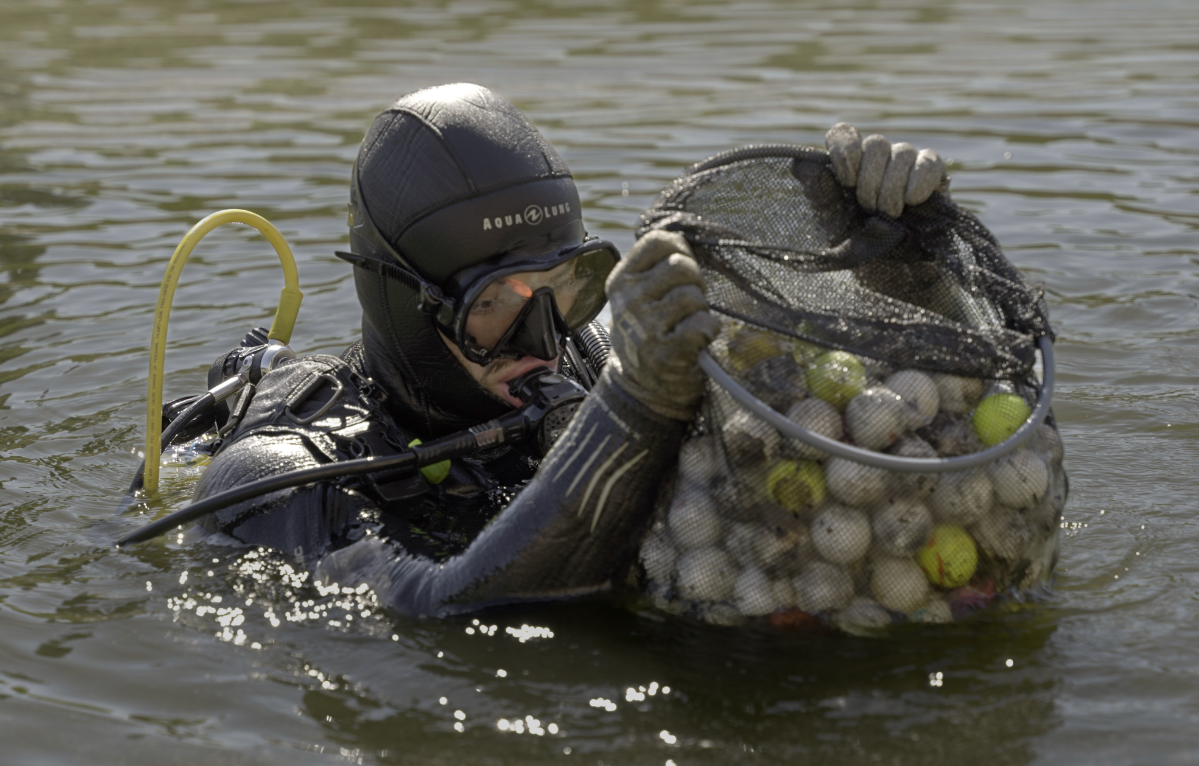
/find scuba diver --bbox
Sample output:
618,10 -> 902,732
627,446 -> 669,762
189,83 -> 946,617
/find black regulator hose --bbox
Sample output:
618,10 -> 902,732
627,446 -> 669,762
118,451 -> 419,547
116,366 -> 588,548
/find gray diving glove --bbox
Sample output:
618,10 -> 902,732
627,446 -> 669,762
605,230 -> 722,422
824,122 -> 949,219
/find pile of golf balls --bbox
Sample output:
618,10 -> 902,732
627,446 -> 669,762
640,326 -> 1066,629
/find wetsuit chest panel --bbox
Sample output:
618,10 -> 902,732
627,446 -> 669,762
376,448 -> 540,561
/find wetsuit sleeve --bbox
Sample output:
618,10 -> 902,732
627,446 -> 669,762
314,367 -> 688,616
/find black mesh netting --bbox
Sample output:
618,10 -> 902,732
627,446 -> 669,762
635,145 -> 1066,630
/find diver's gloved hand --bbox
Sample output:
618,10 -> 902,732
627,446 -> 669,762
824,122 -> 948,218
605,230 -> 722,422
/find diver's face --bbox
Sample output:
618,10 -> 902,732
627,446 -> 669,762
439,259 -> 582,407
439,328 -> 559,408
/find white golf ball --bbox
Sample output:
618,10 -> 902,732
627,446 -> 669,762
972,505 -> 1033,560
792,560 -> 855,614
780,397 -> 844,461
668,485 -> 723,550
834,597 -> 893,633
928,468 -> 994,525
826,457 -> 890,507
676,546 -> 737,602
910,597 -> 954,624
725,522 -> 761,568
811,504 -> 872,565
886,370 -> 941,426
754,522 -> 803,569
871,557 -> 932,613
723,409 -> 781,466
931,373 -> 985,415
733,566 -> 777,616
872,496 -> 934,558
1033,423 -> 1064,466
772,577 -> 798,609
639,529 -> 678,584
986,450 -> 1049,509
888,436 -> 940,497
678,434 -> 721,490
845,386 -> 908,450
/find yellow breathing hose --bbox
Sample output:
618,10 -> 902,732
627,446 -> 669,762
143,209 -> 303,494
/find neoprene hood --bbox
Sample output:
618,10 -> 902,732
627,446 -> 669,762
349,83 -> 588,437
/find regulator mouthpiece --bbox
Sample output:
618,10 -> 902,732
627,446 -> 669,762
505,366 -> 588,455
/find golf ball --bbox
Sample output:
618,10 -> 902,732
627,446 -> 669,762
811,504 -> 872,565
807,351 -> 868,410
639,528 -> 678,584
872,557 -> 932,613
676,546 -> 737,602
1025,468 -> 1067,534
725,522 -> 761,569
986,450 -> 1049,509
726,327 -> 785,372
733,566 -> 777,616
845,386 -> 908,450
834,597 -> 893,633
915,524 -> 978,588
888,436 -> 940,497
1033,423 -> 1064,466
872,496 -> 935,558
931,373 -> 984,415
668,485 -> 723,550
972,505 -> 1033,560
886,370 -> 941,426
826,457 -> 890,507
772,577 -> 798,609
928,467 -> 994,525
678,434 -> 721,490
793,560 -> 855,614
910,597 -> 954,624
973,393 -> 1032,447
754,521 -> 805,569
765,459 -> 826,514
780,397 -> 844,461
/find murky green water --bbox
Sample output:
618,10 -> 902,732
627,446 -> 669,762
2,0 -> 1198,762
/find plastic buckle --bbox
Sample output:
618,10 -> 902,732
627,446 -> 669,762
284,373 -> 345,425
417,283 -> 446,315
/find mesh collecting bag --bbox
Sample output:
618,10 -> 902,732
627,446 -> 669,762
635,144 -> 1066,631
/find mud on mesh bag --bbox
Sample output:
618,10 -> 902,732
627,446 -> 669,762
636,145 -> 1066,630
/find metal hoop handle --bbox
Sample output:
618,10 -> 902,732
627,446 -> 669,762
699,337 -> 1055,473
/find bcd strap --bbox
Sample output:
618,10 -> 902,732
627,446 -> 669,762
345,427 -> 430,506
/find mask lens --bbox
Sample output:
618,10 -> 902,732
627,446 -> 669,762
462,243 -> 616,358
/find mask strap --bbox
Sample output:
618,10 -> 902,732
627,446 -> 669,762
334,250 -> 457,330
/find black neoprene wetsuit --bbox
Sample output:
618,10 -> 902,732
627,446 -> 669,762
193,341 -> 685,617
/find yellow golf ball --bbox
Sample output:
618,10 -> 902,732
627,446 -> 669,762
972,393 -> 1031,447
916,524 -> 978,588
806,351 -> 866,411
727,328 -> 783,372
766,459 -> 826,514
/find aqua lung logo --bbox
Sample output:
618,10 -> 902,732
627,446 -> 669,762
481,202 -> 571,231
